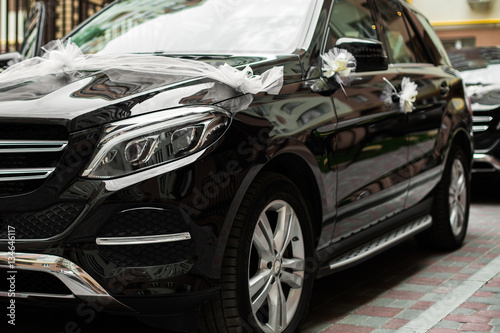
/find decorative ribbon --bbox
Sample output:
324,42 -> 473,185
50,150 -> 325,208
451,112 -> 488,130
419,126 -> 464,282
0,39 -> 283,95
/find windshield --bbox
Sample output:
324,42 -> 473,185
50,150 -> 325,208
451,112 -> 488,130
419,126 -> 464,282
69,0 -> 316,55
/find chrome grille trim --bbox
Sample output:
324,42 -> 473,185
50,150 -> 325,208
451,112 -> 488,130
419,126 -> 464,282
96,232 -> 192,246
0,140 -> 68,153
0,168 -> 56,181
473,116 -> 493,123
473,125 -> 489,132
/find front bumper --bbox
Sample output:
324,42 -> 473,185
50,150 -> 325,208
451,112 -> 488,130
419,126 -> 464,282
0,252 -> 132,311
0,120 -> 255,319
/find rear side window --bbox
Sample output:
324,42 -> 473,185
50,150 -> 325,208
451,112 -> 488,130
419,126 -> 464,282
413,11 -> 452,66
399,8 -> 433,64
328,0 -> 379,45
373,0 -> 416,64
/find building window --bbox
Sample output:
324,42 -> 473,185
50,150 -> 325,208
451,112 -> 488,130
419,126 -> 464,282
441,37 -> 476,50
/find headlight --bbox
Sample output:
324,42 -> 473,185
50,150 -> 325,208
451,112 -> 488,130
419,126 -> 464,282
81,106 -> 230,179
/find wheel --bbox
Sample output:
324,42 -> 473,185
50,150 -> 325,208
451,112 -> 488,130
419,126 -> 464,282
201,172 -> 315,333
416,145 -> 470,250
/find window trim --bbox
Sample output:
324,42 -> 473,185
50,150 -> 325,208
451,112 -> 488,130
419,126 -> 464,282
399,4 -> 439,66
324,0 -> 380,52
370,0 -> 433,66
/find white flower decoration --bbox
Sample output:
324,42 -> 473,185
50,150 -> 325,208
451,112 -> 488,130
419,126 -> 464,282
321,48 -> 356,83
399,77 -> 418,113
41,39 -> 86,74
383,77 -> 418,113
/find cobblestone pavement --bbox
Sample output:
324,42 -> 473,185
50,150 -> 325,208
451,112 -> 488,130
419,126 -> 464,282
2,177 -> 500,332
302,176 -> 500,333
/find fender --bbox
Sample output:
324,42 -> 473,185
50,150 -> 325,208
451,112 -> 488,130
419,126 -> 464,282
209,137 -> 329,278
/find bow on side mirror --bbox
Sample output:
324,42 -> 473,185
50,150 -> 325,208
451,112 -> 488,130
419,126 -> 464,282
307,37 -> 388,95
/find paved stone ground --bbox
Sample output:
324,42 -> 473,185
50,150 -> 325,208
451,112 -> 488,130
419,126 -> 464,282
302,175 -> 500,333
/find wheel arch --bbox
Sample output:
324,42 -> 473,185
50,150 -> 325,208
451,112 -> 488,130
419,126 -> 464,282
450,127 -> 473,167
444,127 -> 474,170
210,148 -> 326,279
260,152 -> 324,244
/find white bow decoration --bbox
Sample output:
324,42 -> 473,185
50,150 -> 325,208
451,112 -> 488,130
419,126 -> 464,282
216,64 -> 283,95
0,40 -> 284,96
399,77 -> 418,112
321,48 -> 356,84
42,39 -> 86,74
383,77 -> 418,113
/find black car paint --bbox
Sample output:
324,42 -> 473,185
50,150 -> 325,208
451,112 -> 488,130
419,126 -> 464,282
0,0 -> 472,328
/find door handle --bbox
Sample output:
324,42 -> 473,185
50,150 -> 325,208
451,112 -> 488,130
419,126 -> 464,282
440,81 -> 450,97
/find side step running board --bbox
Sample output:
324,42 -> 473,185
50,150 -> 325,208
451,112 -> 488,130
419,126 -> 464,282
328,215 -> 432,272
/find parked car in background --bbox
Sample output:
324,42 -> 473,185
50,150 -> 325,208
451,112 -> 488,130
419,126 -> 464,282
448,47 -> 500,174
0,0 -> 472,332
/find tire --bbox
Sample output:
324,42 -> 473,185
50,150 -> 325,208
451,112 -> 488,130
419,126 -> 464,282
416,145 -> 470,250
201,172 -> 315,333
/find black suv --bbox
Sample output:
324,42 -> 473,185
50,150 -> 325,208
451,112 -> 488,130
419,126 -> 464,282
0,0 -> 473,332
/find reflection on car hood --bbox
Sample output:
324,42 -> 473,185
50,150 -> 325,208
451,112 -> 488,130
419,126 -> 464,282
0,55 -> 289,131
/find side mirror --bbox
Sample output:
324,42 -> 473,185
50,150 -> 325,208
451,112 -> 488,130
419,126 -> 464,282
335,37 -> 388,72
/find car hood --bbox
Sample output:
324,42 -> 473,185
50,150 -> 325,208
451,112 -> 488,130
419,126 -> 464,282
459,64 -> 500,111
0,55 -> 298,132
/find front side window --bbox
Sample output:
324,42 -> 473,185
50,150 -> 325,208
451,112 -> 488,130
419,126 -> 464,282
373,0 -> 416,64
328,0 -> 379,45
69,0 -> 317,55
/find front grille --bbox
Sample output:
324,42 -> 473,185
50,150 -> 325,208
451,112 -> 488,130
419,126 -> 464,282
0,123 -> 69,196
0,152 -> 62,169
0,123 -> 68,141
97,207 -> 196,267
474,132 -> 499,150
0,268 -> 71,295
0,203 -> 85,240
471,110 -> 500,150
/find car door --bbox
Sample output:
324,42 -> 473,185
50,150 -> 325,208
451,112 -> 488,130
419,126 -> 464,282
372,0 -> 454,208
325,0 -> 411,243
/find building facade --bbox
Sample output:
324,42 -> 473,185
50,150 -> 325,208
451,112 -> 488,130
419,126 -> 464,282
0,0 -> 111,53
410,0 -> 500,49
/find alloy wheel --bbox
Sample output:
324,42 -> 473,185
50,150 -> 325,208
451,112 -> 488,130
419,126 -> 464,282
248,200 -> 305,333
449,157 -> 467,236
